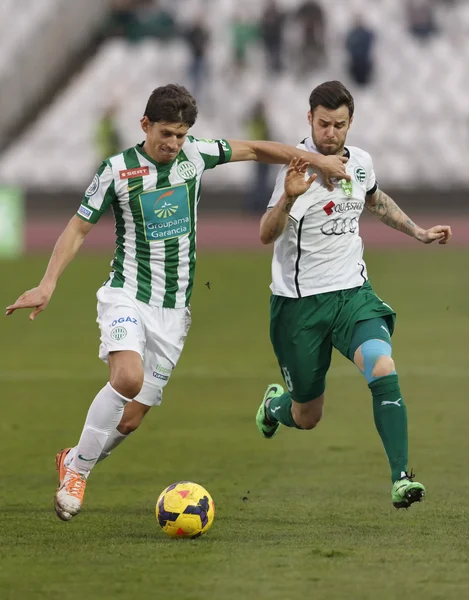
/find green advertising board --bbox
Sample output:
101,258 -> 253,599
0,186 -> 24,258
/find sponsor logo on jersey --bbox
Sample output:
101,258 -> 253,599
333,201 -> 364,213
78,204 -> 93,220
85,174 -> 99,197
109,316 -> 138,327
323,200 -> 364,216
119,166 -> 150,179
354,167 -> 366,184
140,184 -> 191,242
110,326 -> 127,341
154,202 -> 179,218
153,190 -> 179,218
152,364 -> 172,381
320,217 -> 359,236
340,179 -> 353,197
177,160 -> 197,180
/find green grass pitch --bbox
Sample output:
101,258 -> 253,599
0,248 -> 468,600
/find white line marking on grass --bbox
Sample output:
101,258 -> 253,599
0,366 -> 466,382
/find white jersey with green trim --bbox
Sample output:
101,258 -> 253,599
268,137 -> 378,298
76,136 -> 232,308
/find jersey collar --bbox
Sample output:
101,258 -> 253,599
135,142 -> 178,168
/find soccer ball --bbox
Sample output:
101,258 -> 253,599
156,481 -> 215,539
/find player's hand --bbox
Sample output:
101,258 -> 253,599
5,284 -> 55,320
417,225 -> 452,245
284,157 -> 317,199
318,154 -> 349,191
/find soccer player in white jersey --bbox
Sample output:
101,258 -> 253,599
6,84 -> 349,521
255,81 -> 452,508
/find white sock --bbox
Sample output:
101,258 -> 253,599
66,429 -> 131,467
96,428 -> 130,463
69,383 -> 130,476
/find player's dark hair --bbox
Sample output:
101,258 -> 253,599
309,81 -> 354,118
144,84 -> 198,127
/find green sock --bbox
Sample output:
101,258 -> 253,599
265,392 -> 301,429
369,374 -> 408,482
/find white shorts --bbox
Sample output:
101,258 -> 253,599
96,286 -> 191,407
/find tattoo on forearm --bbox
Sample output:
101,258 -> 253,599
283,200 -> 295,214
367,190 -> 419,237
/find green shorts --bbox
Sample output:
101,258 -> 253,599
270,280 -> 396,403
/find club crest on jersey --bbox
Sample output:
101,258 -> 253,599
177,160 -> 197,180
119,166 -> 150,180
85,174 -> 99,197
110,326 -> 127,341
354,167 -> 366,184
340,179 -> 353,197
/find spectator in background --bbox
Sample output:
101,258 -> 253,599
185,16 -> 210,101
245,101 -> 273,213
136,0 -> 177,40
231,11 -> 259,72
345,16 -> 375,86
107,0 -> 142,41
95,105 -> 122,161
407,0 -> 438,40
296,1 -> 326,72
261,0 -> 285,74
107,0 -> 177,42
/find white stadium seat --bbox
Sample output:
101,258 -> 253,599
0,0 -> 468,190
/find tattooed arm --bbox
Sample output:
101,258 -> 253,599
365,189 -> 452,244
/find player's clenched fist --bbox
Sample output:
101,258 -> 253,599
417,225 -> 452,245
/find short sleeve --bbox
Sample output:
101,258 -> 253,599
366,156 -> 378,195
267,165 -> 288,209
192,137 -> 233,170
76,162 -> 117,224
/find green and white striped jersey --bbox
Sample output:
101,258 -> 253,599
76,136 -> 232,308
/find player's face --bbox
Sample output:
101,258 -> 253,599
309,105 -> 352,156
141,117 -> 189,163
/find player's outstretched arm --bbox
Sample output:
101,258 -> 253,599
228,140 -> 348,191
365,189 -> 452,244
260,158 -> 317,244
5,215 -> 94,320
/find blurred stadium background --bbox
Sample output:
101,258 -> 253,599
1,2 -> 469,600
0,0 -> 468,252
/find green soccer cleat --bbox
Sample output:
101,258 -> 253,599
392,472 -> 426,509
255,383 -> 284,439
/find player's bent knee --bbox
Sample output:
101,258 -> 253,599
110,371 -> 144,399
372,355 -> 395,378
356,339 -> 395,383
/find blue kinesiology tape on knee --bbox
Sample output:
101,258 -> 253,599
360,339 -> 394,384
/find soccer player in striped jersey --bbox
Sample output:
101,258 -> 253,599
255,81 -> 452,509
6,84 -> 349,521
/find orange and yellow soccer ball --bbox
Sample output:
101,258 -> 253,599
156,481 -> 215,539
